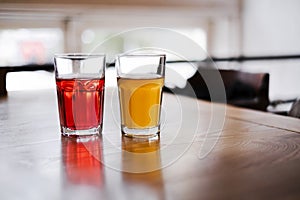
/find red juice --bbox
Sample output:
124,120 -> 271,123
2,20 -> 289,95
56,78 -> 105,131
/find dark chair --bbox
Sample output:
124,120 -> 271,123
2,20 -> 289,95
164,68 -> 270,111
289,99 -> 300,118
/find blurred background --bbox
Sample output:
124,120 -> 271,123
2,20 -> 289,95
0,0 -> 299,113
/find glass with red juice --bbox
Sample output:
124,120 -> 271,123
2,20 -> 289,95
54,54 -> 105,136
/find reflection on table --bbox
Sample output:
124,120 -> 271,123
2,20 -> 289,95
61,135 -> 104,187
122,136 -> 165,200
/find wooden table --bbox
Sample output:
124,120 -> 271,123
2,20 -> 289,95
0,88 -> 299,200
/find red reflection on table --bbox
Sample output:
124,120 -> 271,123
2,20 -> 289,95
62,135 -> 104,187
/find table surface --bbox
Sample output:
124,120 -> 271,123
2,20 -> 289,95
0,88 -> 299,200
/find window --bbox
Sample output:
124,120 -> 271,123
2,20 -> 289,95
0,28 -> 63,66
1,28 -> 63,91
81,28 -> 207,61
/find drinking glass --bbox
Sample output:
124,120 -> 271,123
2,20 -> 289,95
54,54 -> 105,136
116,54 -> 166,138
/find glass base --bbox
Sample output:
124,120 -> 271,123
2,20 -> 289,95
61,125 -> 102,137
121,125 -> 160,138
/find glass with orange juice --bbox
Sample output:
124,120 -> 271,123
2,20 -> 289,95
116,54 -> 166,138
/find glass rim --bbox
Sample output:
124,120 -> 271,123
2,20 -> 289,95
54,53 -> 106,59
117,53 -> 166,58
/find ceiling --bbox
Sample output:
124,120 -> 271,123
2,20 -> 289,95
0,0 -> 241,20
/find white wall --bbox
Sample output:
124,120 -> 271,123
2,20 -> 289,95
242,0 -> 300,101
209,16 -> 242,57
243,0 -> 300,56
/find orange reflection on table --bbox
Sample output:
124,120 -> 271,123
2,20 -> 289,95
122,136 -> 165,199
122,136 -> 160,153
122,135 -> 161,173
62,135 -> 104,187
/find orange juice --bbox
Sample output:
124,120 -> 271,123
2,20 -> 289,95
117,75 -> 164,129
